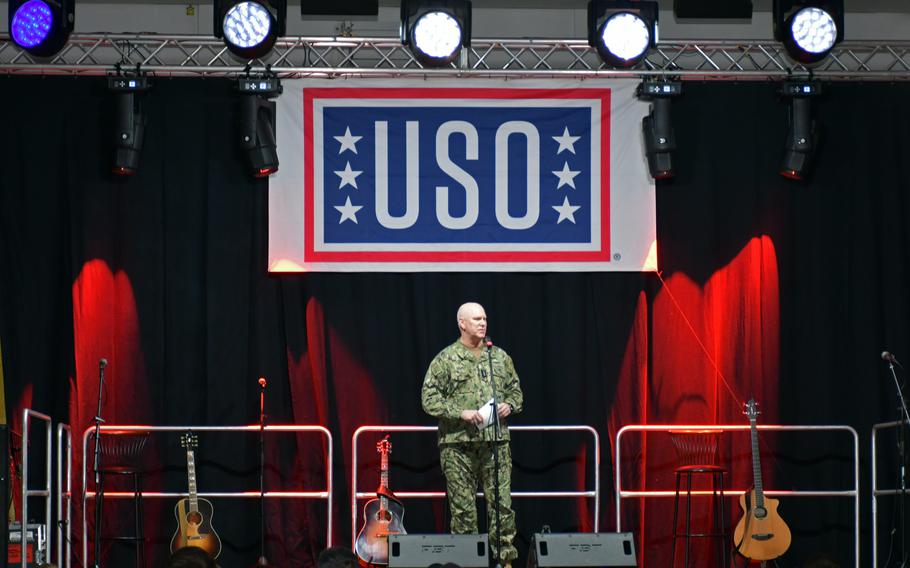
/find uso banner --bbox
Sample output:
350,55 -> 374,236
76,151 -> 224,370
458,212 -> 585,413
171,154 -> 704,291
269,80 -> 656,272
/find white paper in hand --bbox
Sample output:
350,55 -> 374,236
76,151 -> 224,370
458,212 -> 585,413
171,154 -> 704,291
476,398 -> 496,430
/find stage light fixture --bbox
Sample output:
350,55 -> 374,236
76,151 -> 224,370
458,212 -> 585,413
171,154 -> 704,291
214,0 -> 285,60
9,0 -> 74,57
237,76 -> 282,178
774,0 -> 843,64
400,0 -> 472,67
779,81 -> 821,181
637,81 -> 682,180
588,0 -> 658,69
108,75 -> 151,177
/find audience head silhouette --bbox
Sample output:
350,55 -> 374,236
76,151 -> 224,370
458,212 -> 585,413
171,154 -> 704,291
167,546 -> 217,568
317,546 -> 359,568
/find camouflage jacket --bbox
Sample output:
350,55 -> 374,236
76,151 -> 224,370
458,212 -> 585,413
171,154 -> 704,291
421,341 -> 524,445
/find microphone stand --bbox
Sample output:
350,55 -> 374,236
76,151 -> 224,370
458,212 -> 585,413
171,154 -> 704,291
886,360 -> 910,432
91,359 -> 107,568
255,378 -> 271,568
886,360 -> 909,567
484,341 -> 503,568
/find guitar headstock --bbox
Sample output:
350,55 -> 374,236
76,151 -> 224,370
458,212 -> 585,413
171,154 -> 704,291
181,432 -> 198,451
743,398 -> 760,420
376,435 -> 392,456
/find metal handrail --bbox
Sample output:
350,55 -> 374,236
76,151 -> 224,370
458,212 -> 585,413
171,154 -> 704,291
871,419 -> 910,568
21,408 -> 53,568
80,424 -> 333,568
615,424 -> 861,568
351,424 -> 600,546
57,423 -> 73,568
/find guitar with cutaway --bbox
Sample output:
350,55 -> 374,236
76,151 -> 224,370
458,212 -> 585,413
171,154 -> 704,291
733,398 -> 791,561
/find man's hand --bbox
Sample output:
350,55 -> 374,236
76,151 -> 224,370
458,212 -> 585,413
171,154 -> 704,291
497,403 -> 511,418
460,410 -> 484,426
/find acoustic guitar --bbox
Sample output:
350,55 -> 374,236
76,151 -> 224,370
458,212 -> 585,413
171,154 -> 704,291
733,398 -> 791,561
170,432 -> 222,559
354,435 -> 407,566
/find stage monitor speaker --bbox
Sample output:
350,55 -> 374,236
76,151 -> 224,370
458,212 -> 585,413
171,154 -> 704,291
528,532 -> 637,568
389,534 -> 489,568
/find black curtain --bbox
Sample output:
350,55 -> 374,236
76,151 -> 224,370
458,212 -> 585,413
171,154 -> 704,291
1,76 -> 909,568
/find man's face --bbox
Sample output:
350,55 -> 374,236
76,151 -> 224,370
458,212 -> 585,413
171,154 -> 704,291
460,305 -> 488,342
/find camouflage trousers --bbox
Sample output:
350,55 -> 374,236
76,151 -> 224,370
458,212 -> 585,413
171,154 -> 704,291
440,441 -> 517,563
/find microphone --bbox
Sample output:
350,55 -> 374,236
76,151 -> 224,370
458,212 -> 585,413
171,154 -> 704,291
882,351 -> 904,369
99,358 -> 108,369
485,336 -> 493,349
258,377 -> 267,388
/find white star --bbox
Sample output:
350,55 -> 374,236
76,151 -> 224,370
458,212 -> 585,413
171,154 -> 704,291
334,196 -> 363,224
553,127 -> 581,155
334,127 -> 362,154
552,162 -> 581,189
334,161 -> 362,189
552,196 -> 581,224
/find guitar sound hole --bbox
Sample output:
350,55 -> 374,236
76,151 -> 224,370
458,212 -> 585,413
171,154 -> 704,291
187,511 -> 203,524
754,507 -> 767,519
376,510 -> 392,522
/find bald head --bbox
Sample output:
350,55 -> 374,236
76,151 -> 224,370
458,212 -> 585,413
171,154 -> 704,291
457,302 -> 484,322
457,302 -> 487,347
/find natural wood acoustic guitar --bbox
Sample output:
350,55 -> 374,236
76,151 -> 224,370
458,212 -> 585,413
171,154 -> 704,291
733,398 -> 791,562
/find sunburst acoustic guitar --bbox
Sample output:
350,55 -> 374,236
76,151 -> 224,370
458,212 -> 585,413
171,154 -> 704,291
170,432 -> 222,559
354,435 -> 407,566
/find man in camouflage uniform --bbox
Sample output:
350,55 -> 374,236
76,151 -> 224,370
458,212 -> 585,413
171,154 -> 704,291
421,302 -> 523,568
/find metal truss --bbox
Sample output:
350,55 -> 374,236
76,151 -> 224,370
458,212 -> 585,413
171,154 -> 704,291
2,34 -> 910,80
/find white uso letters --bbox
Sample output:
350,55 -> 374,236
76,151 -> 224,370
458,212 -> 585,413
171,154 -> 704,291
372,119 -> 541,230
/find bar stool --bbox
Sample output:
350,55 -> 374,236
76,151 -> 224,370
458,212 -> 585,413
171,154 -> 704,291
94,430 -> 150,568
669,429 -> 728,568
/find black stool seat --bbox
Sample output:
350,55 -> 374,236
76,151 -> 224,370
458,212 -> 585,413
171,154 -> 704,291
94,430 -> 150,568
100,465 -> 141,474
675,464 -> 725,473
669,430 -> 729,568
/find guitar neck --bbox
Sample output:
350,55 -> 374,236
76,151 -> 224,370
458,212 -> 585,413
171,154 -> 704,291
187,449 -> 199,513
750,416 -> 764,508
379,449 -> 389,510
